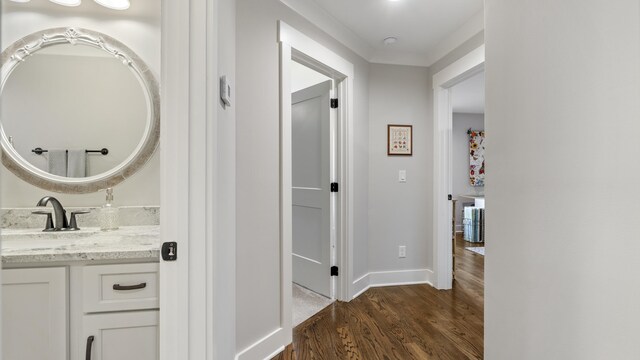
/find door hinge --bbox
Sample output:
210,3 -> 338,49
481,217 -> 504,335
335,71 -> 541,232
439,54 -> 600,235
331,266 -> 339,276
162,242 -> 177,261
331,182 -> 339,192
448,194 -> 452,201
331,98 -> 338,108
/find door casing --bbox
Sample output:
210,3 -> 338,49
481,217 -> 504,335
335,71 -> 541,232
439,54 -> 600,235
432,44 -> 485,290
278,20 -> 355,347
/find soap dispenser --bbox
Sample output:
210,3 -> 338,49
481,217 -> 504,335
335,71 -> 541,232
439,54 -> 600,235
100,188 -> 119,231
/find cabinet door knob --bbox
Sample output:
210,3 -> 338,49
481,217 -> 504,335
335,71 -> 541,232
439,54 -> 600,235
85,335 -> 95,360
113,282 -> 147,291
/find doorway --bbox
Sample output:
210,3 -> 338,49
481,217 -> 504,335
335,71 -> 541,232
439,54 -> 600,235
278,21 -> 355,346
450,71 -> 485,282
290,62 -> 337,327
432,44 -> 485,289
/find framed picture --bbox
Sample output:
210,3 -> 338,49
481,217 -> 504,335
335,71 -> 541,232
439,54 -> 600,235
387,124 -> 413,156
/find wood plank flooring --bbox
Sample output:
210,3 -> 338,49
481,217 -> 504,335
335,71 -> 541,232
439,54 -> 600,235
272,234 -> 484,360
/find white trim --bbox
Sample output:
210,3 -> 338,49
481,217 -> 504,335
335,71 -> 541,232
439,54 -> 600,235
351,273 -> 370,299
278,20 -> 356,357
279,21 -> 355,302
279,22 -> 355,78
279,40 -> 294,349
369,269 -> 434,287
350,269 -> 435,300
432,45 -> 485,290
235,328 -> 286,360
160,0 -> 225,359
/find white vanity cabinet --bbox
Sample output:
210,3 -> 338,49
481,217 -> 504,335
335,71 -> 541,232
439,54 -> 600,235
78,263 -> 159,360
1,267 -> 68,360
1,262 -> 159,360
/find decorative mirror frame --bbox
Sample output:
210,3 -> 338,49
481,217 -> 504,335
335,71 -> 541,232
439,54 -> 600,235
0,27 -> 160,194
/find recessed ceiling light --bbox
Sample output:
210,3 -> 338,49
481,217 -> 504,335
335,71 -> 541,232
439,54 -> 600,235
94,0 -> 130,10
49,0 -> 81,6
383,37 -> 398,45
9,0 -> 31,3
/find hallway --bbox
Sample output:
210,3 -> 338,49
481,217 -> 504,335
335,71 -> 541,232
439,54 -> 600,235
273,234 -> 484,359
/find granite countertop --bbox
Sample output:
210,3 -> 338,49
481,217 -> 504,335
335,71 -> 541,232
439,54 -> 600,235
1,225 -> 160,264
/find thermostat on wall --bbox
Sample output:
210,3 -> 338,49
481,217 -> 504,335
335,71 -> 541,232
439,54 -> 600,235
220,75 -> 231,107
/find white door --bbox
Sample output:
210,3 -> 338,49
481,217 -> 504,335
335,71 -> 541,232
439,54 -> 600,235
292,80 -> 332,298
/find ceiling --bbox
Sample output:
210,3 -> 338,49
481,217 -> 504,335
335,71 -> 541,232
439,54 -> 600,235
451,71 -> 484,114
2,0 -> 159,18
283,0 -> 484,66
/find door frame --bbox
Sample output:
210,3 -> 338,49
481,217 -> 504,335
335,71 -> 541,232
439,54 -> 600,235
160,0 -> 235,359
278,20 -> 355,341
432,44 -> 484,289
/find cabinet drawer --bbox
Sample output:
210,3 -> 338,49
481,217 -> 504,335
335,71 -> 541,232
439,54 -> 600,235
83,263 -> 158,313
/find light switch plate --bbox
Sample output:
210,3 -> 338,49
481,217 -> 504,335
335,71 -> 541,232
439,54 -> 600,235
399,170 -> 406,183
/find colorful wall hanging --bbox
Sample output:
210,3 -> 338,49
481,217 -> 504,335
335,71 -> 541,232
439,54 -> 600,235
468,129 -> 485,186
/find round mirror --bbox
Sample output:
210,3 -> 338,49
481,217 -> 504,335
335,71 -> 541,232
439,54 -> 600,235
0,28 -> 159,194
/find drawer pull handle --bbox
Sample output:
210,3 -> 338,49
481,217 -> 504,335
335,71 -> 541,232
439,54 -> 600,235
113,282 -> 147,291
85,335 -> 94,360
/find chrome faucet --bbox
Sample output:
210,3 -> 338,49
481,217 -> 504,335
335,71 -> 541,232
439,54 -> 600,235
36,196 -> 68,230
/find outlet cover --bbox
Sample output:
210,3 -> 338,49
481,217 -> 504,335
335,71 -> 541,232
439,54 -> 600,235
399,245 -> 406,258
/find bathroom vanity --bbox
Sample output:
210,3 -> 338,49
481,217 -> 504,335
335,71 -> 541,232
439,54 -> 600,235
2,225 -> 160,360
0,22 -> 162,360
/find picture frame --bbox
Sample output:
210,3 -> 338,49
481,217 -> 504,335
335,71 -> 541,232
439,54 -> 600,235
387,124 -> 413,156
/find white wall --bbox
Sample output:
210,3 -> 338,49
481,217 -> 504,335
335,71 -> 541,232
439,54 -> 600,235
1,5 -> 160,207
236,0 -> 369,356
485,0 -> 640,358
368,64 -> 432,274
2,53 -> 146,176
214,0 -> 236,358
452,113 -> 484,230
291,61 -> 332,93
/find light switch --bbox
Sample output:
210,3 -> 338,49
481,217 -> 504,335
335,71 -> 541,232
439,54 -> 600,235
399,170 -> 406,183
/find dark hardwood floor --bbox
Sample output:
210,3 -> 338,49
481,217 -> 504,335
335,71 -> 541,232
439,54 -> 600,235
272,234 -> 484,359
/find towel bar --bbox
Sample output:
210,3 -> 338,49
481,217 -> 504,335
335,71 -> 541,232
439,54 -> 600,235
32,148 -> 109,155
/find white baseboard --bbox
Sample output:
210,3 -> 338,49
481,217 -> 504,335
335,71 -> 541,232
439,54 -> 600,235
235,328 -> 286,360
350,269 -> 434,300
351,273 -> 370,299
369,269 -> 434,287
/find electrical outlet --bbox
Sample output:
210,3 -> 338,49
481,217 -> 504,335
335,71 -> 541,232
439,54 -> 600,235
399,245 -> 406,258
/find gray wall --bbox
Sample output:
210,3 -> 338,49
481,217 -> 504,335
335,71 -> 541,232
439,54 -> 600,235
485,0 -> 640,358
236,0 -> 370,352
452,113 -> 484,230
368,64 -> 432,272
214,0 -> 237,358
1,5 -> 160,208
